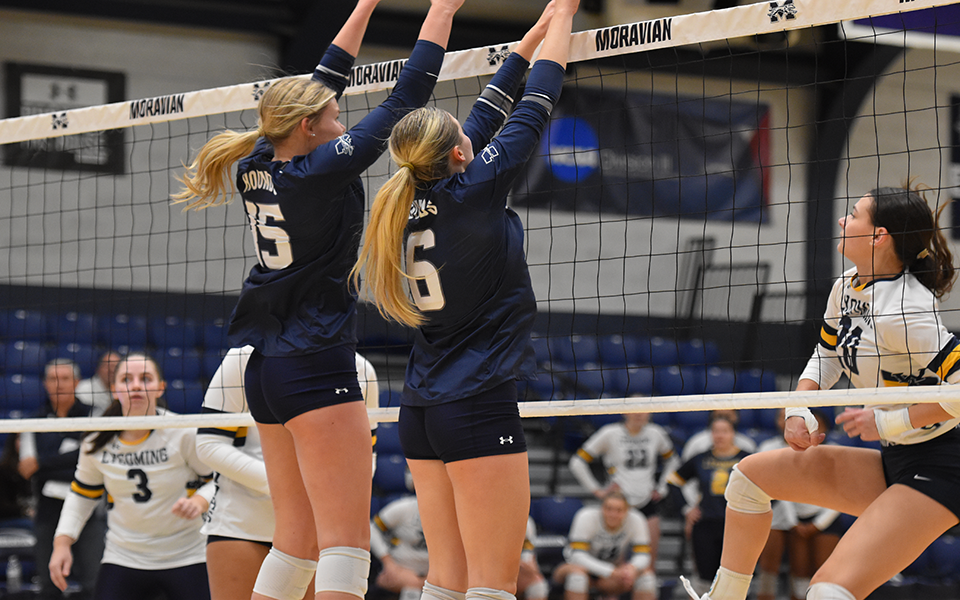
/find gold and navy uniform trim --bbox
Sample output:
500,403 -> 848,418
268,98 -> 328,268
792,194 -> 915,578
928,335 -> 960,381
569,541 -> 591,551
818,323 -> 838,351
632,544 -> 651,554
71,479 -> 105,499
576,449 -> 595,463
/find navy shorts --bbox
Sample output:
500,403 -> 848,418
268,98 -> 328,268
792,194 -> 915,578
637,498 -> 661,518
207,534 -> 271,549
398,380 -> 527,463
94,562 -> 210,600
245,346 -> 363,425
882,426 -> 960,519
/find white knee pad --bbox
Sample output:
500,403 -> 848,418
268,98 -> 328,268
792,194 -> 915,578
806,582 -> 855,600
724,465 -> 772,515
315,546 -> 370,598
253,547 -> 318,600
524,580 -> 550,600
564,572 -> 589,594
791,576 -> 811,599
756,571 -> 778,597
633,571 -> 657,593
423,582 -> 467,600
466,588 -> 516,600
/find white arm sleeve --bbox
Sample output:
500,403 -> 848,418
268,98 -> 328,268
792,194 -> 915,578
54,489 -> 99,541
196,433 -> 269,496
568,455 -> 602,494
569,550 -> 616,578
798,278 -> 846,389
19,431 -> 37,460
628,511 -> 651,571
193,480 -> 217,505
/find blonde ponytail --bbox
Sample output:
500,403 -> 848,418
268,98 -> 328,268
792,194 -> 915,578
173,77 -> 337,211
353,107 -> 462,327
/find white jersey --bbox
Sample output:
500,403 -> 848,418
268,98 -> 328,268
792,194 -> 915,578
570,422 -> 676,508
197,347 -> 379,542
371,495 -> 429,576
800,268 -> 960,445
564,505 -> 651,578
56,421 -> 212,570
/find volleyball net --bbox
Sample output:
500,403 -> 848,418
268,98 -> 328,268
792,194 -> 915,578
2,0 -> 960,434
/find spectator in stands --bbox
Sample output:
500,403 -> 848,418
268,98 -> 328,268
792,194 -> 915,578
19,359 -> 105,600
568,411 -> 678,600
0,433 -> 33,528
74,350 -> 121,417
754,409 -> 794,600
370,496 -> 549,600
552,491 -> 651,600
680,410 -> 756,461
668,415 -> 749,597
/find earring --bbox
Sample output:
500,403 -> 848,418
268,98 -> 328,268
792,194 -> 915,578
310,133 -> 316,137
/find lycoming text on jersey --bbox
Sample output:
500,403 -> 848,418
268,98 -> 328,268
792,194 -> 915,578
129,94 -> 185,120
99,447 -> 170,467
595,18 -> 672,52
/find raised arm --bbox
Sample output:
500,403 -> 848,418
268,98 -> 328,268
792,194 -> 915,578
331,0 -> 383,58
535,0 -> 578,68
418,0 -> 465,49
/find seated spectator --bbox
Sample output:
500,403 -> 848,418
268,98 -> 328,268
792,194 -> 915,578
552,491 -> 651,600
680,410 -> 756,461
518,517 -> 549,600
74,351 -> 121,416
568,411 -> 678,600
667,415 -> 750,597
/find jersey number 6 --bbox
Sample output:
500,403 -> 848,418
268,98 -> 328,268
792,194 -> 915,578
407,229 -> 445,312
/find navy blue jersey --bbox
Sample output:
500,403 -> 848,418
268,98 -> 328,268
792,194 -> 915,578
228,41 -> 445,356
670,448 -> 750,521
401,57 -> 566,405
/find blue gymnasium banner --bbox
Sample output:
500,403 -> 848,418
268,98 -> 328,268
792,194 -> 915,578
512,86 -> 770,221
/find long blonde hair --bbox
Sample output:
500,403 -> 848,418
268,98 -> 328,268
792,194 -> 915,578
352,107 -> 461,327
173,77 -> 337,211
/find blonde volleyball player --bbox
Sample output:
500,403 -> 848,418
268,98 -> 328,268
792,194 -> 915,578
174,0 -> 461,598
352,4 -> 577,600
196,347 -> 379,600
48,353 -> 213,600
683,185 -> 960,600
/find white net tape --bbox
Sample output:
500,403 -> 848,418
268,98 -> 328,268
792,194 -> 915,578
1,385 -> 954,432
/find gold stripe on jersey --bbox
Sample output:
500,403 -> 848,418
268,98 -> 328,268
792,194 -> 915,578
633,544 -> 651,554
569,541 -> 591,551
661,449 -> 675,459
371,433 -> 378,448
927,335 -> 960,381
198,426 -> 238,439
666,472 -> 687,487
374,515 -> 388,533
523,539 -> 535,551
71,480 -> 105,499
576,448 -> 595,463
819,324 -> 838,351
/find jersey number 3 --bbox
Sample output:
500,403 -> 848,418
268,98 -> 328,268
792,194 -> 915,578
127,468 -> 153,503
407,229 -> 445,312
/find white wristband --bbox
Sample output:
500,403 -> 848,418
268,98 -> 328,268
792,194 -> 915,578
785,407 -> 819,435
874,407 -> 913,441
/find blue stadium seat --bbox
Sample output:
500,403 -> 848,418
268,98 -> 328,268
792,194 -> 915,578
0,374 -> 46,413
678,338 -> 721,367
586,413 -> 621,430
54,342 -> 98,379
637,336 -> 679,366
378,389 -> 402,407
3,309 -> 49,342
598,334 -> 643,367
161,347 -> 203,382
98,314 -> 148,349
56,312 -> 97,346
755,408 -> 781,431
164,379 -> 206,414
703,367 -> 737,395
202,318 -> 230,350
735,368 -> 777,393
613,366 -> 655,397
149,316 -> 200,349
530,496 -> 583,536
572,364 -> 611,398
373,454 -> 409,494
551,335 -> 600,367
530,335 -> 552,366
2,341 -> 47,376
375,422 -> 403,455
522,373 -> 564,401
736,408 -> 758,430
673,410 -> 711,432
654,365 -> 706,396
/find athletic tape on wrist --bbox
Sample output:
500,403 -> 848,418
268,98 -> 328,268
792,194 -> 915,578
785,407 -> 819,435
874,406 -> 912,441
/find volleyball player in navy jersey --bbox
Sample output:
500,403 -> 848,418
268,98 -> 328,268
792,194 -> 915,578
174,1 -> 462,598
353,3 -> 578,600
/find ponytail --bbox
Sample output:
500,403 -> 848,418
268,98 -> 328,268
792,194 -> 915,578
352,107 -> 462,327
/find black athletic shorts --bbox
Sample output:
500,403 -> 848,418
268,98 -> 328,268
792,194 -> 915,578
206,534 -> 271,549
95,562 -> 210,600
245,346 -> 363,425
637,498 -> 661,518
882,425 -> 960,519
398,379 -> 527,463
